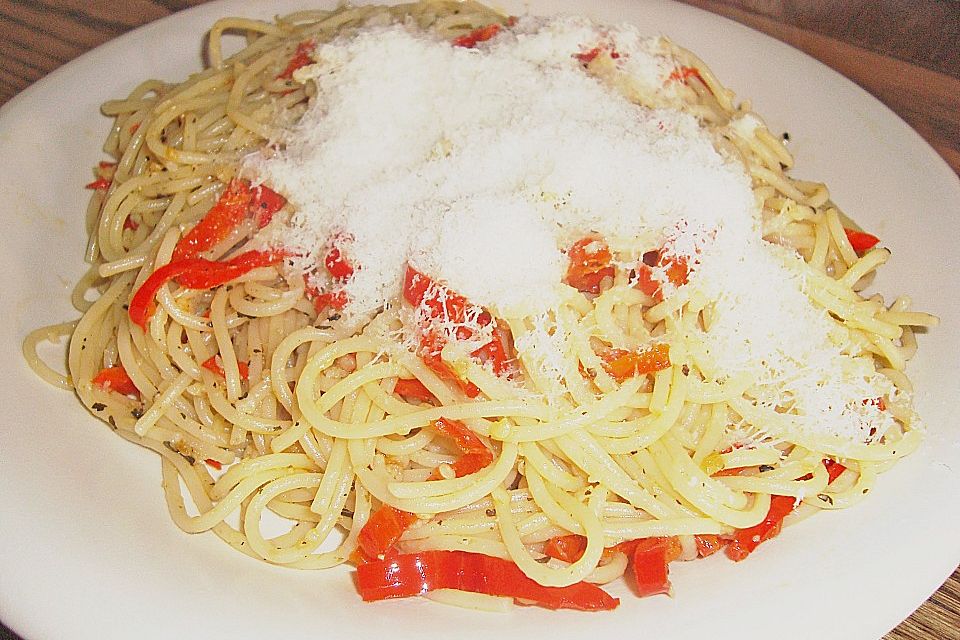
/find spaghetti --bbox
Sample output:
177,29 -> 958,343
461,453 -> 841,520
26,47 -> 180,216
23,1 -> 938,611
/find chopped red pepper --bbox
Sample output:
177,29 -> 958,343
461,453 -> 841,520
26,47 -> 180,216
204,458 -> 222,470
324,246 -> 354,279
544,534 -> 589,564
393,378 -> 437,404
85,177 -> 111,191
355,418 -> 492,561
694,534 -> 724,558
128,249 -> 285,330
249,184 -> 286,229
123,216 -> 139,231
402,265 -> 507,395
172,180 -> 286,262
843,228 -> 881,255
667,65 -> 705,85
599,343 -> 671,382
565,237 -> 615,294
823,459 -> 847,484
357,505 -> 419,562
356,550 -> 619,610
201,355 -> 250,380
451,23 -> 501,48
630,537 -> 679,597
433,417 -> 491,461
637,249 -> 689,301
725,495 -> 797,562
573,46 -> 620,64
91,365 -> 139,397
277,40 -> 315,80
469,324 -> 511,376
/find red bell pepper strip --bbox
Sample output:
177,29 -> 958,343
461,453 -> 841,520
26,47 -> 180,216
843,228 -> 881,255
565,237 -> 616,295
91,365 -> 139,397
324,246 -> 354,279
393,378 -> 437,404
172,180 -> 286,262
356,418 -> 492,560
630,537 -> 679,597
725,494 -> 797,561
356,550 -> 619,610
451,23 -> 501,48
277,40 -> 315,80
201,355 -> 250,380
599,343 -> 671,382
128,249 -> 285,330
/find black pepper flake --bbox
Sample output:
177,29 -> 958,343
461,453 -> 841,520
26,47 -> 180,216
163,441 -> 177,453
107,416 -> 117,430
759,464 -> 774,472
817,493 -> 834,505
782,131 -> 790,141
485,508 -> 496,517
681,364 -> 690,376
131,407 -> 145,419
535,556 -> 551,564
181,453 -> 196,465
91,402 -> 106,412
341,509 -> 354,518
327,313 -> 341,321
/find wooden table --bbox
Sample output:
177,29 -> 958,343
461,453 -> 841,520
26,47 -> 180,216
0,2 -> 957,639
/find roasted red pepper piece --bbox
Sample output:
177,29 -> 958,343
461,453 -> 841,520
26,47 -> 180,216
324,246 -> 354,279
356,550 -> 619,610
172,180 -> 285,262
357,505 -> 419,562
201,355 -> 250,380
637,249 -> 689,301
91,365 -> 139,397
544,534 -> 589,564
599,343 -> 671,382
393,378 -> 437,404
128,249 -> 285,330
843,228 -> 881,255
667,65 -> 705,85
277,40 -> 315,80
725,495 -> 797,561
402,265 -> 506,395
630,537 -> 676,597
823,459 -> 847,484
85,177 -> 111,191
694,534 -> 724,558
451,23 -> 501,48
565,237 -> 616,295
249,184 -> 286,229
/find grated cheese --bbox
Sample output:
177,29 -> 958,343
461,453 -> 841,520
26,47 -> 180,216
250,15 -> 898,446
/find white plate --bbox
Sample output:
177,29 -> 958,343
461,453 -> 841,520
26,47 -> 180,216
1,1 -> 957,639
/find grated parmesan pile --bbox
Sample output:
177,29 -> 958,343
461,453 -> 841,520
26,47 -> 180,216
250,15 -> 898,447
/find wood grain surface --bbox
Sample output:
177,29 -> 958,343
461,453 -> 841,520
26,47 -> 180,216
0,2 -> 957,640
